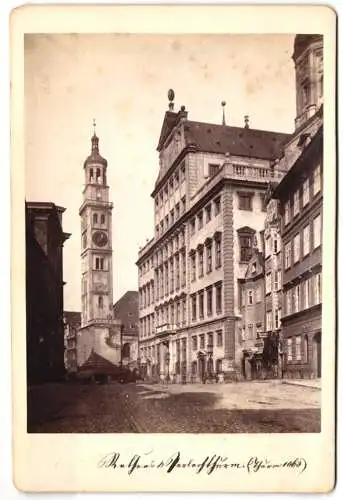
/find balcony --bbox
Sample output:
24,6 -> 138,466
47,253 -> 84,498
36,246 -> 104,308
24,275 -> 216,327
155,323 -> 176,337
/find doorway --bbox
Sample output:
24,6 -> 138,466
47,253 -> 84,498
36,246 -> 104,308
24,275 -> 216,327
314,332 -> 322,378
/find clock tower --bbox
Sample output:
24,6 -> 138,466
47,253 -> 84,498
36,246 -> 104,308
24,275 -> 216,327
77,123 -> 121,376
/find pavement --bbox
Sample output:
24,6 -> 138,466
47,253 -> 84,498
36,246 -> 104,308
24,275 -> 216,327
27,379 -> 321,434
138,380 -> 321,410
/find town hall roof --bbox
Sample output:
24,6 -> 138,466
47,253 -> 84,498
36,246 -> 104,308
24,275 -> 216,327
184,121 -> 291,160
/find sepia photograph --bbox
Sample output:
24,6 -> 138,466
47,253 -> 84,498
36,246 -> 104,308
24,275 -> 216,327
25,31 -> 324,434
11,3 -> 336,493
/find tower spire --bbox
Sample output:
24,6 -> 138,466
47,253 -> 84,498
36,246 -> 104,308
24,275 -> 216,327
221,101 -> 226,126
91,119 -> 99,152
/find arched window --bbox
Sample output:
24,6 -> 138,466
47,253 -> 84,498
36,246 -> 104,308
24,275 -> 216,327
98,296 -> 103,309
89,168 -> 93,182
93,213 -> 98,225
95,257 -> 100,270
100,214 -> 105,224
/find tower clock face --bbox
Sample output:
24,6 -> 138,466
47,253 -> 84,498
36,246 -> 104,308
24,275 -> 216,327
92,230 -> 108,247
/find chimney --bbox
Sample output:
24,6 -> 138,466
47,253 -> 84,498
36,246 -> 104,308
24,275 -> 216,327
244,115 -> 250,129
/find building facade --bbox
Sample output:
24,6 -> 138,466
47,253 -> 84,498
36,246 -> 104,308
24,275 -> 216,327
64,311 -> 81,375
273,34 -> 323,379
26,201 -> 70,384
113,291 -> 139,369
76,129 -> 121,379
240,248 -> 266,380
137,95 -> 290,383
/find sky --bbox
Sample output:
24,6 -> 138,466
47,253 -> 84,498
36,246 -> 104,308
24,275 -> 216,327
25,33 -> 296,312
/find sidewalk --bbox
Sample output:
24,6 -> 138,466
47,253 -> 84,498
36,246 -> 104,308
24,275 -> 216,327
281,378 -> 321,390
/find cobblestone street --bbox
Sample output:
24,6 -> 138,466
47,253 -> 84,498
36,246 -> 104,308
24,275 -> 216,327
28,380 -> 320,433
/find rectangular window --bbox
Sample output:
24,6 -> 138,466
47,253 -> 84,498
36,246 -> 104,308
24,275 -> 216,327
181,196 -> 186,214
266,273 -> 272,294
284,200 -> 291,225
238,193 -> 253,211
214,196 -> 221,215
181,252 -> 186,287
205,204 -> 212,223
216,283 -> 222,314
285,241 -> 292,269
191,294 -> 197,321
248,289 -> 254,305
303,279 -> 310,309
295,336 -> 302,361
216,330 -> 223,347
277,308 -> 282,329
206,242 -> 213,273
198,211 -> 203,230
255,285 -> 261,303
198,248 -> 204,278
209,163 -> 220,177
313,214 -> 321,249
200,334 -> 205,349
239,234 -> 253,262
303,224 -> 310,256
207,333 -> 213,348
207,287 -> 213,316
294,233 -> 301,263
247,324 -> 253,340
274,270 -> 280,291
313,164 -> 321,195
274,309 -> 279,330
294,285 -> 301,313
190,253 -> 196,281
190,218 -> 196,235
198,291 -> 204,319
266,311 -> 272,331
286,289 -> 292,315
287,338 -> 293,361
293,189 -> 300,216
313,273 -> 321,305
303,178 -> 310,206
215,236 -> 222,268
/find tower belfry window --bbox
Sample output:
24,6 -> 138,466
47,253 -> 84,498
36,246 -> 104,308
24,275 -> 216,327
89,168 -> 94,183
93,213 -> 98,225
98,296 -> 103,309
96,168 -> 101,183
101,214 -> 105,224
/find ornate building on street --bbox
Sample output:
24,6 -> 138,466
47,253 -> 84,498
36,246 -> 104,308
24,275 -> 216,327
26,201 -> 70,384
273,34 -> 323,379
113,291 -> 139,369
136,91 -> 291,383
76,125 -> 121,380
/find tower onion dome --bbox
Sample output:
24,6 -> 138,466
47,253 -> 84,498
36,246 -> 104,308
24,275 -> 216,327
292,34 -> 323,60
83,132 -> 108,168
